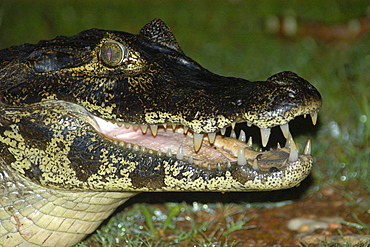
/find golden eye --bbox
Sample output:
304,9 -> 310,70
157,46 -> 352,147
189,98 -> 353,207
99,41 -> 127,67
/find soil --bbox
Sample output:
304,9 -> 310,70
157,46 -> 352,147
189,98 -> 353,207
124,176 -> 370,246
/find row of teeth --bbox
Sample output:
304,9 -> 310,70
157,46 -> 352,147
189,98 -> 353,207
113,135 -> 312,168
111,112 -> 317,167
120,112 -> 317,152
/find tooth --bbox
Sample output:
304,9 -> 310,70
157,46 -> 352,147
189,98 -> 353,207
285,138 -> 291,148
239,130 -> 246,142
277,142 -> 281,149
166,148 -> 172,157
172,123 -> 177,131
184,126 -> 189,134
133,124 -> 139,130
140,125 -> 148,134
150,125 -> 158,136
141,146 -> 146,153
189,156 -> 194,164
247,122 -> 252,127
288,137 -> 298,162
237,147 -> 247,165
247,136 -> 253,147
260,128 -> 271,147
220,127 -> 227,136
304,114 -> 307,118
280,123 -> 290,139
163,123 -> 167,128
117,122 -> 123,127
304,139 -> 311,155
310,112 -> 318,125
158,150 -> 163,156
193,133 -> 204,152
126,143 -> 132,149
133,144 -> 139,151
230,130 -> 237,138
176,145 -> 184,160
208,132 -> 216,144
124,123 -> 130,128
231,122 -> 236,130
252,159 -> 259,170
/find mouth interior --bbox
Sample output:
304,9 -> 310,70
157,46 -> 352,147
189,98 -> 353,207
91,114 -> 316,170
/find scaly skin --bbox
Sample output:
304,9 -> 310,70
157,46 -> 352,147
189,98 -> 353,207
0,19 -> 321,246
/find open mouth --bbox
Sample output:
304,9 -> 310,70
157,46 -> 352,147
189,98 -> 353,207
91,113 -> 317,171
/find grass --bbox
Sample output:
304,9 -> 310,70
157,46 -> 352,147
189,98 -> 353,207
1,0 -> 369,246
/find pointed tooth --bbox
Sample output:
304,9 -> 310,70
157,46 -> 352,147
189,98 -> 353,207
304,139 -> 311,155
140,125 -> 148,134
285,138 -> 291,148
141,146 -> 146,153
304,114 -> 307,118
176,145 -> 184,160
150,125 -> 158,136
231,122 -> 236,130
288,137 -> 299,162
126,143 -> 132,149
220,127 -> 227,136
124,123 -> 130,129
166,148 -> 172,157
310,112 -> 318,125
237,147 -> 247,165
189,156 -> 194,164
247,136 -> 253,147
172,123 -> 177,131
260,128 -> 271,147
208,132 -> 216,144
163,123 -> 167,129
133,124 -> 139,130
193,133 -> 204,152
230,130 -> 237,139
117,122 -> 123,127
184,126 -> 189,134
239,130 -> 246,142
252,159 -> 259,170
277,142 -> 281,149
133,144 -> 139,152
247,122 -> 252,127
280,123 -> 290,139
158,149 -> 163,156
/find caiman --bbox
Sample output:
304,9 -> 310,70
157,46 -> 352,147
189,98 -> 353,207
0,19 -> 321,246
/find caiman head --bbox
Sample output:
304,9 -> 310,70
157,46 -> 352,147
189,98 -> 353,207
0,19 -> 321,192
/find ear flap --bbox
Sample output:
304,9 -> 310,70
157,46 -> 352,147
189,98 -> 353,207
140,18 -> 184,54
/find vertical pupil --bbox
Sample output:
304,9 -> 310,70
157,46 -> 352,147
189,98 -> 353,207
106,47 -> 112,61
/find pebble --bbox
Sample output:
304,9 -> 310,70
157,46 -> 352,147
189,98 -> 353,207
287,216 -> 343,233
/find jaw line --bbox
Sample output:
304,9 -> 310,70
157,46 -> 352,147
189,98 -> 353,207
90,114 -> 312,171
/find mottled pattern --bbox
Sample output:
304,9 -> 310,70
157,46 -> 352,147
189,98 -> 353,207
0,19 -> 321,246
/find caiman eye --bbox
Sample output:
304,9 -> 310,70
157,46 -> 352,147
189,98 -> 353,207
99,41 -> 127,67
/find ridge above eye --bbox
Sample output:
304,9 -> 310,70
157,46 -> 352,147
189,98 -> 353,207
99,40 -> 127,67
